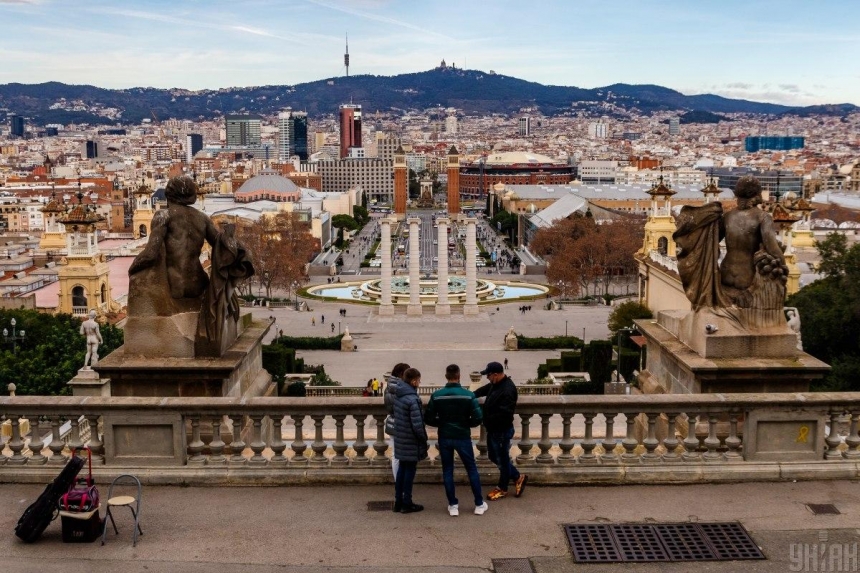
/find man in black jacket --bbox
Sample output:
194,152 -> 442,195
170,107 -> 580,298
474,361 -> 528,500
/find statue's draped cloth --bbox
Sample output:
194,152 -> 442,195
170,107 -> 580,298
672,203 -> 733,311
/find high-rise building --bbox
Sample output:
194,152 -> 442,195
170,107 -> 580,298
446,115 -> 458,135
225,115 -> 262,147
393,145 -> 408,214
744,136 -> 805,153
668,117 -> 680,136
518,116 -> 531,137
186,133 -> 203,163
447,146 -> 460,215
316,157 -> 394,204
84,140 -> 99,159
587,120 -> 608,139
376,133 -> 402,160
339,104 -> 362,158
278,109 -> 309,161
9,114 -> 24,138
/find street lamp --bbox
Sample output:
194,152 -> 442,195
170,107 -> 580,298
3,318 -> 25,353
292,280 -> 299,311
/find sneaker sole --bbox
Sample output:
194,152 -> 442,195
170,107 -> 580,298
515,476 -> 529,498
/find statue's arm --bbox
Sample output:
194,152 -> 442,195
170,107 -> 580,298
129,211 -> 168,274
760,213 -> 785,261
96,324 -> 103,344
204,216 -> 220,248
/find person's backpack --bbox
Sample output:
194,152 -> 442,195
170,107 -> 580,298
59,447 -> 99,513
15,454 -> 85,543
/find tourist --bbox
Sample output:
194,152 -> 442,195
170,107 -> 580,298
321,315 -> 325,324
311,316 -> 315,326
425,364 -> 487,517
331,323 -> 335,333
391,367 -> 428,513
473,361 -> 527,500
371,377 -> 380,397
384,363 -> 410,481
503,358 -> 508,370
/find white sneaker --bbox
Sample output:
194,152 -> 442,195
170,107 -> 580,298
448,504 -> 459,517
474,502 -> 489,515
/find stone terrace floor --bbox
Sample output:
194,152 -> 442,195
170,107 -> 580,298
2,480 -> 859,572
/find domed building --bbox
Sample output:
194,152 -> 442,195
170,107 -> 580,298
235,170 -> 302,203
459,151 -> 575,198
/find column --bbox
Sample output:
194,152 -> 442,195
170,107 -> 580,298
407,217 -> 422,316
464,217 -> 479,315
379,218 -> 394,316
436,217 -> 451,315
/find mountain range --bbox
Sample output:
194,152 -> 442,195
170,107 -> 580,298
1,67 -> 856,126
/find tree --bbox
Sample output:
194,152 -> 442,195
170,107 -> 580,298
235,212 -> 316,299
786,232 -> 860,390
352,205 -> 369,227
608,301 -> 653,333
0,310 -> 123,396
331,214 -> 359,232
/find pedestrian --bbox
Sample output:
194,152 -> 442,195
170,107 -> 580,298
474,362 -> 528,501
503,358 -> 508,370
391,367 -> 428,514
331,323 -> 335,333
371,377 -> 380,397
384,363 -> 410,481
321,315 -> 325,324
311,316 -> 315,326
425,364 -> 488,517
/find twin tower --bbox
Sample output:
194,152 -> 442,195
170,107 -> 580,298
393,145 -> 460,217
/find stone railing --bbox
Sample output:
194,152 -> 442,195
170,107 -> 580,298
305,384 -> 560,397
649,250 -> 678,273
1,393 -> 859,485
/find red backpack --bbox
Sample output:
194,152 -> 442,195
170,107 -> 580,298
59,447 -> 100,513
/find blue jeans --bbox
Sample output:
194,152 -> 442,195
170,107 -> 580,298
438,438 -> 483,507
395,460 -> 418,505
486,427 -> 520,491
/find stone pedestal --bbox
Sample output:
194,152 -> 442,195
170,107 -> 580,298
379,218 -> 395,316
463,218 -> 479,316
407,217 -> 422,316
436,218 -> 451,316
504,330 -> 518,351
68,368 -> 111,397
340,329 -> 354,352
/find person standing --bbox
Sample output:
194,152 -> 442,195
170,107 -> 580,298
371,377 -> 380,397
425,364 -> 488,516
474,361 -> 528,501
384,363 -> 410,482
391,367 -> 428,513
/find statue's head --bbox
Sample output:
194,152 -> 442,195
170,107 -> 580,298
734,176 -> 763,208
88,309 -> 97,320
165,176 -> 198,206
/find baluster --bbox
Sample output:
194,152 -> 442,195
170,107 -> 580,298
621,413 -> 639,464
844,412 -> 860,460
68,416 -> 84,456
370,414 -> 388,466
208,415 -> 227,465
682,412 -> 702,462
825,410 -> 843,460
269,415 -> 287,466
642,413 -> 660,463
0,416 -> 5,465
536,413 -> 554,464
228,414 -> 247,465
290,414 -> 309,465
188,415 -> 206,465
249,415 -> 267,466
661,413 -> 680,462
702,414 -> 721,462
558,413 -> 575,464
600,413 -> 618,464
331,414 -> 348,465
310,415 -> 328,464
7,417 -> 26,465
516,414 -> 534,464
476,425 -> 490,465
47,416 -> 66,464
724,412 -> 742,461
84,414 -> 103,464
580,413 -> 598,465
352,414 -> 369,465
27,416 -> 47,465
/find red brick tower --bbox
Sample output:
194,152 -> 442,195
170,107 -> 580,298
393,145 -> 408,216
447,145 -> 460,216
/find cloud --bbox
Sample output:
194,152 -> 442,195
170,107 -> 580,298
778,84 -> 800,93
686,82 -> 830,107
0,0 -> 41,4
725,82 -> 753,89
304,0 -> 456,41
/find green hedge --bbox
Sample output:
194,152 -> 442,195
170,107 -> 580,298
284,380 -> 307,397
262,345 -> 295,380
272,335 -> 343,350
582,340 -> 614,384
516,335 -> 583,350
560,350 -> 582,372
561,377 -> 604,395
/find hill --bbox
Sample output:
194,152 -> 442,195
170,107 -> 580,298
0,68 -> 855,126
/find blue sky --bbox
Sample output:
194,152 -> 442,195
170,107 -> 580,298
1,0 -> 858,106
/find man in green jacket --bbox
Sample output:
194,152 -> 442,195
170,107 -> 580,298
425,364 -> 488,517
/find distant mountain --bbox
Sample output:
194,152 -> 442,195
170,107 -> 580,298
0,68 -> 855,126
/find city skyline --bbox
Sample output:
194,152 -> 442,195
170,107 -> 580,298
0,0 -> 859,107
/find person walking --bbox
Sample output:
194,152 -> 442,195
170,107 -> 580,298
503,357 -> 508,370
311,316 -> 315,326
371,377 -> 380,397
391,367 -> 428,514
425,364 -> 488,516
474,361 -> 528,501
384,363 -> 410,481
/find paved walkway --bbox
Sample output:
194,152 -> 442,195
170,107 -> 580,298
3,480 -> 858,572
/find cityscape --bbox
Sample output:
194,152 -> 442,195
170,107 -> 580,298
1,1 -> 860,572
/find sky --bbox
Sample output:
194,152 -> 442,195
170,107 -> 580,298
1,0 -> 859,106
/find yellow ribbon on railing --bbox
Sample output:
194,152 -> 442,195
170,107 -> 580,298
796,425 -> 810,443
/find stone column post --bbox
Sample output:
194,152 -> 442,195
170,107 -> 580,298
436,217 -> 451,315
464,217 -> 479,315
407,217 -> 422,316
379,218 -> 394,316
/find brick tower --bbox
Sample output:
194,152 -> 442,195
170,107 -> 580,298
447,145 -> 460,217
393,145 -> 408,217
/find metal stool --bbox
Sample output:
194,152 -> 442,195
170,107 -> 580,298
101,474 -> 143,547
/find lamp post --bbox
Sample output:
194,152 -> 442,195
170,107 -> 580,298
263,270 -> 270,301
3,318 -> 25,353
292,280 -> 299,311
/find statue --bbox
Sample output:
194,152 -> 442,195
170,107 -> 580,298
80,310 -> 103,368
785,307 -> 803,350
673,176 -> 788,329
504,326 -> 518,351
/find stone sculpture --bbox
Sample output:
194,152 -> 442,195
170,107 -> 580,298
504,326 -> 518,351
80,309 -> 103,368
785,307 -> 803,351
673,176 -> 788,329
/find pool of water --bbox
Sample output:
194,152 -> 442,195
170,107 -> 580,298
308,280 -> 548,303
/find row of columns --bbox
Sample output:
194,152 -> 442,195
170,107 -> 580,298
377,217 -> 478,315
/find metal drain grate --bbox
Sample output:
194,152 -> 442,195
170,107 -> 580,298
807,503 -> 840,515
564,522 -> 765,563
492,558 -> 535,573
366,501 -> 393,512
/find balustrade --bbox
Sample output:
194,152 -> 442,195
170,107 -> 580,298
2,394 -> 860,484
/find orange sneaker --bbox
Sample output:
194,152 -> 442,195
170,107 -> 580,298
515,474 -> 529,498
487,487 -> 508,501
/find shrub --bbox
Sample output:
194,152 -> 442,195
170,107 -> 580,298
608,301 -> 653,334
561,377 -> 604,395
560,350 -> 582,371
262,344 -> 295,379
309,366 -> 340,386
516,334 -> 583,350
284,380 -> 307,397
272,335 -> 343,350
582,340 -> 614,384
